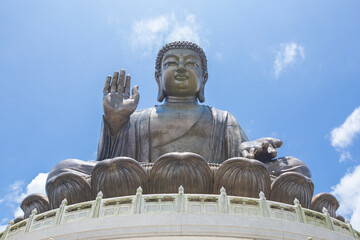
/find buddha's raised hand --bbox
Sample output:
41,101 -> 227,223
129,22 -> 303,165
240,137 -> 283,162
103,69 -> 139,135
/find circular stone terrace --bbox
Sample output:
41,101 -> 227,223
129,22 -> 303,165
1,186 -> 359,240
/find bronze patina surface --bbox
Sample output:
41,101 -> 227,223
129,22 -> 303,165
16,41 -> 340,221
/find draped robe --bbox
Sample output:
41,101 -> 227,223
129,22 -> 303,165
97,105 -> 248,164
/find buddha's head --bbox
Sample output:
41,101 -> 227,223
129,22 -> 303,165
155,41 -> 208,103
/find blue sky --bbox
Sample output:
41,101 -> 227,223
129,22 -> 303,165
1,0 -> 360,230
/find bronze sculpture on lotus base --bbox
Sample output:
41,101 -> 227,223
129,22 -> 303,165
18,41 -> 340,221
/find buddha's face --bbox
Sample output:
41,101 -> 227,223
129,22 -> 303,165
159,48 -> 205,99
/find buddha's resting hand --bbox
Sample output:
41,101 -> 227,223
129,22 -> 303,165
103,69 -> 139,136
240,137 -> 283,162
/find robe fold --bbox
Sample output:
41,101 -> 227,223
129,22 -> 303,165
97,105 -> 248,164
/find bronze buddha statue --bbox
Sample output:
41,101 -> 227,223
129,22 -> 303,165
32,41 -> 326,216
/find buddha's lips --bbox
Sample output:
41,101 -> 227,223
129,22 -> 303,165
175,75 -> 188,81
174,77 -> 188,88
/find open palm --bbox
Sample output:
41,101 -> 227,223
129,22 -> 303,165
103,69 -> 139,134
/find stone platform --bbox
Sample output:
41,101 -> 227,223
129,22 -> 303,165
1,187 -> 358,240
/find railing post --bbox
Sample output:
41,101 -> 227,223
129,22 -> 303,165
55,198 -> 67,225
219,187 -> 228,214
2,220 -> 14,240
25,208 -> 37,233
177,185 -> 185,213
345,219 -> 357,238
134,187 -> 143,214
294,198 -> 305,223
92,191 -> 103,218
322,207 -> 334,230
259,191 -> 270,218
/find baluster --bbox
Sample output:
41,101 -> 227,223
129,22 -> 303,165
294,198 -> 305,223
219,187 -> 228,214
55,199 -> 67,225
259,191 -> 270,218
322,207 -> 334,230
92,191 -> 103,218
2,220 -> 14,240
134,187 -> 143,214
25,208 -> 37,232
345,219 -> 357,238
177,185 -> 185,213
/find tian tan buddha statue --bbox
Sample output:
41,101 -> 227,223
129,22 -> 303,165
17,41 -> 342,223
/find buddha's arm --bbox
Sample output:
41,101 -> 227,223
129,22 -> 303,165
224,112 -> 249,159
96,115 -> 125,161
225,112 -> 282,162
97,69 -> 140,161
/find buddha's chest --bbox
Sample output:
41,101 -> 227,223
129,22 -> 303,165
149,105 -> 213,148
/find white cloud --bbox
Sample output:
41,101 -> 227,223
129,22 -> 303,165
25,173 -> 48,195
331,165 -> 360,229
0,181 -> 25,205
329,106 -> 360,162
340,151 -> 352,163
0,218 -> 9,232
273,42 -> 305,78
0,173 -> 48,220
129,13 -> 202,55
0,225 -> 6,232
331,106 -> 360,149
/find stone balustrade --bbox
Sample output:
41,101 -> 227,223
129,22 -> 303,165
0,186 -> 359,240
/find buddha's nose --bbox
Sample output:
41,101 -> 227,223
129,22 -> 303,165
176,62 -> 186,73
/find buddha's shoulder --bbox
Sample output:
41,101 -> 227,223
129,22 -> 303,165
207,106 -> 236,119
129,107 -> 154,121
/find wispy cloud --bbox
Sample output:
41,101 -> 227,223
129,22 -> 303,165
331,107 -> 360,149
129,13 -> 202,56
273,42 -> 305,78
340,151 -> 352,162
330,106 -> 360,162
0,173 -> 48,220
0,181 -> 25,205
331,165 -> 360,229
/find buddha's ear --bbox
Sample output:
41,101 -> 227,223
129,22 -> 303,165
155,72 -> 164,102
198,72 -> 208,103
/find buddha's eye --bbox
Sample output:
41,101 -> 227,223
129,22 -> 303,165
185,62 -> 199,67
164,61 -> 178,67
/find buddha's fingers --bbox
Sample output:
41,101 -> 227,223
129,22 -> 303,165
272,139 -> 283,148
262,137 -> 282,148
261,140 -> 270,150
242,150 -> 255,159
110,71 -> 119,93
117,69 -> 125,93
267,146 -> 277,158
131,85 -> 140,104
103,75 -> 111,96
249,148 -> 256,159
124,74 -> 131,97
241,150 -> 249,158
